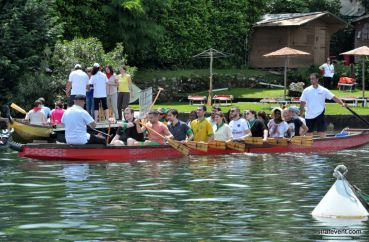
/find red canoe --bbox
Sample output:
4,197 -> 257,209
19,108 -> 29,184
17,129 -> 369,162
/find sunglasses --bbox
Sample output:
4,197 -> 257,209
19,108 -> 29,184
230,110 -> 237,113
245,112 -> 251,115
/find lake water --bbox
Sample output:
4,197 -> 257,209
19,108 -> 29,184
0,147 -> 369,241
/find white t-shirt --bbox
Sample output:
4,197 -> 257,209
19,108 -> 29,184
90,71 -> 108,98
26,110 -> 46,125
320,63 -> 334,78
300,85 -> 334,119
229,118 -> 250,139
267,120 -> 289,138
214,123 -> 233,141
61,105 -> 94,144
68,69 -> 89,95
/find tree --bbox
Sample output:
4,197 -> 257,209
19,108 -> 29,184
0,0 -> 63,104
267,0 -> 341,16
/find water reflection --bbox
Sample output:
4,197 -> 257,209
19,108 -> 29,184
0,148 -> 368,240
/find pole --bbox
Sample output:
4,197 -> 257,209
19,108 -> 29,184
284,57 -> 288,100
207,50 -> 214,106
362,59 -> 365,99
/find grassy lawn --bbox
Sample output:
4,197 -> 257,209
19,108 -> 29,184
193,88 -> 366,98
130,102 -> 368,115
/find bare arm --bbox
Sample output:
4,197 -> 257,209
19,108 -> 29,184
88,121 -> 96,129
332,96 -> 346,106
300,123 -> 308,136
66,81 -> 71,97
300,101 -> 306,117
263,129 -> 268,141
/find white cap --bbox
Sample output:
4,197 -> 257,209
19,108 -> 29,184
74,64 -> 81,69
93,63 -> 100,68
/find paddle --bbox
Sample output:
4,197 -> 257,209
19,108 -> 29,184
345,105 -> 369,128
149,87 -> 164,111
184,141 -> 208,152
139,121 -> 189,155
10,103 -> 27,115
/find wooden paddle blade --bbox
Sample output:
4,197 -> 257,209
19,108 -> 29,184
10,103 -> 27,115
185,141 -> 208,152
168,139 -> 190,155
290,136 -> 313,147
267,138 -> 288,146
243,137 -> 264,145
226,141 -> 246,152
208,140 -> 226,150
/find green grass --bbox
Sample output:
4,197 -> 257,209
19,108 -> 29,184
131,102 -> 368,115
193,88 -> 366,98
134,68 -> 273,81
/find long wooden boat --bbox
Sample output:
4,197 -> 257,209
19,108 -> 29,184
15,129 -> 369,162
9,119 -> 53,142
9,119 -> 120,142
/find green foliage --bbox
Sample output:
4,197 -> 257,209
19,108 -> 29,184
0,0 -> 63,104
267,0 -> 341,16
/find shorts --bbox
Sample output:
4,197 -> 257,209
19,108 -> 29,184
94,97 -> 108,110
306,110 -> 325,132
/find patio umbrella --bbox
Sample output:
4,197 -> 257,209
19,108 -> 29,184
263,47 -> 310,99
193,48 -> 231,106
340,46 -> 369,98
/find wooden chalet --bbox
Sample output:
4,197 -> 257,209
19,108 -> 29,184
352,14 -> 369,49
249,12 -> 348,68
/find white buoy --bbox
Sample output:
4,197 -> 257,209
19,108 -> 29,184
312,165 -> 369,219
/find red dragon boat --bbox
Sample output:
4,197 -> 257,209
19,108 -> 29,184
13,129 -> 369,162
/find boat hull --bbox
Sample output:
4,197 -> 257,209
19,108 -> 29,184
9,119 -> 52,142
18,130 -> 369,162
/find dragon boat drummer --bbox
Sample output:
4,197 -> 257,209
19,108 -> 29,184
61,95 -> 105,145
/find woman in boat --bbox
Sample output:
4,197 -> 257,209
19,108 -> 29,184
50,101 -> 65,127
25,100 -> 47,126
283,108 -> 308,138
244,109 -> 268,141
213,112 -> 232,141
267,107 -> 289,138
257,111 -> 269,128
110,107 -> 144,146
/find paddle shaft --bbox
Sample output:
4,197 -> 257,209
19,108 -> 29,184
88,126 -> 109,136
149,87 -> 163,111
345,105 -> 369,127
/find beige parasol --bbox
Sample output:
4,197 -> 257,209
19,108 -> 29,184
340,46 -> 369,98
263,47 -> 310,99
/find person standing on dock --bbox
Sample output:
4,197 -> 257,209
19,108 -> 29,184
319,57 -> 334,89
66,64 -> 90,107
300,73 -> 345,138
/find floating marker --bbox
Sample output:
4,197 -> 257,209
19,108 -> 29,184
312,165 -> 369,219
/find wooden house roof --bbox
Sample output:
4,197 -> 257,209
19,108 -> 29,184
255,12 -> 347,27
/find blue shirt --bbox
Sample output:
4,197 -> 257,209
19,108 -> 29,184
168,120 -> 191,141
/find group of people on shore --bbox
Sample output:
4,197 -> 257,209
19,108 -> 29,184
66,63 -> 132,121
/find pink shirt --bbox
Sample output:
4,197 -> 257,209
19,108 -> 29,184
51,108 -> 65,125
146,121 -> 170,144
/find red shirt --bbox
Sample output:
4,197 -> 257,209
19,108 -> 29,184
146,121 -> 171,144
51,108 -> 65,125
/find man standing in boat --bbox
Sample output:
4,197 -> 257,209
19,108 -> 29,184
300,73 -> 345,138
66,64 -> 90,107
61,95 -> 105,144
190,105 -> 214,142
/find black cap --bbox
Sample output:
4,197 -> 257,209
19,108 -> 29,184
74,95 -> 86,101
